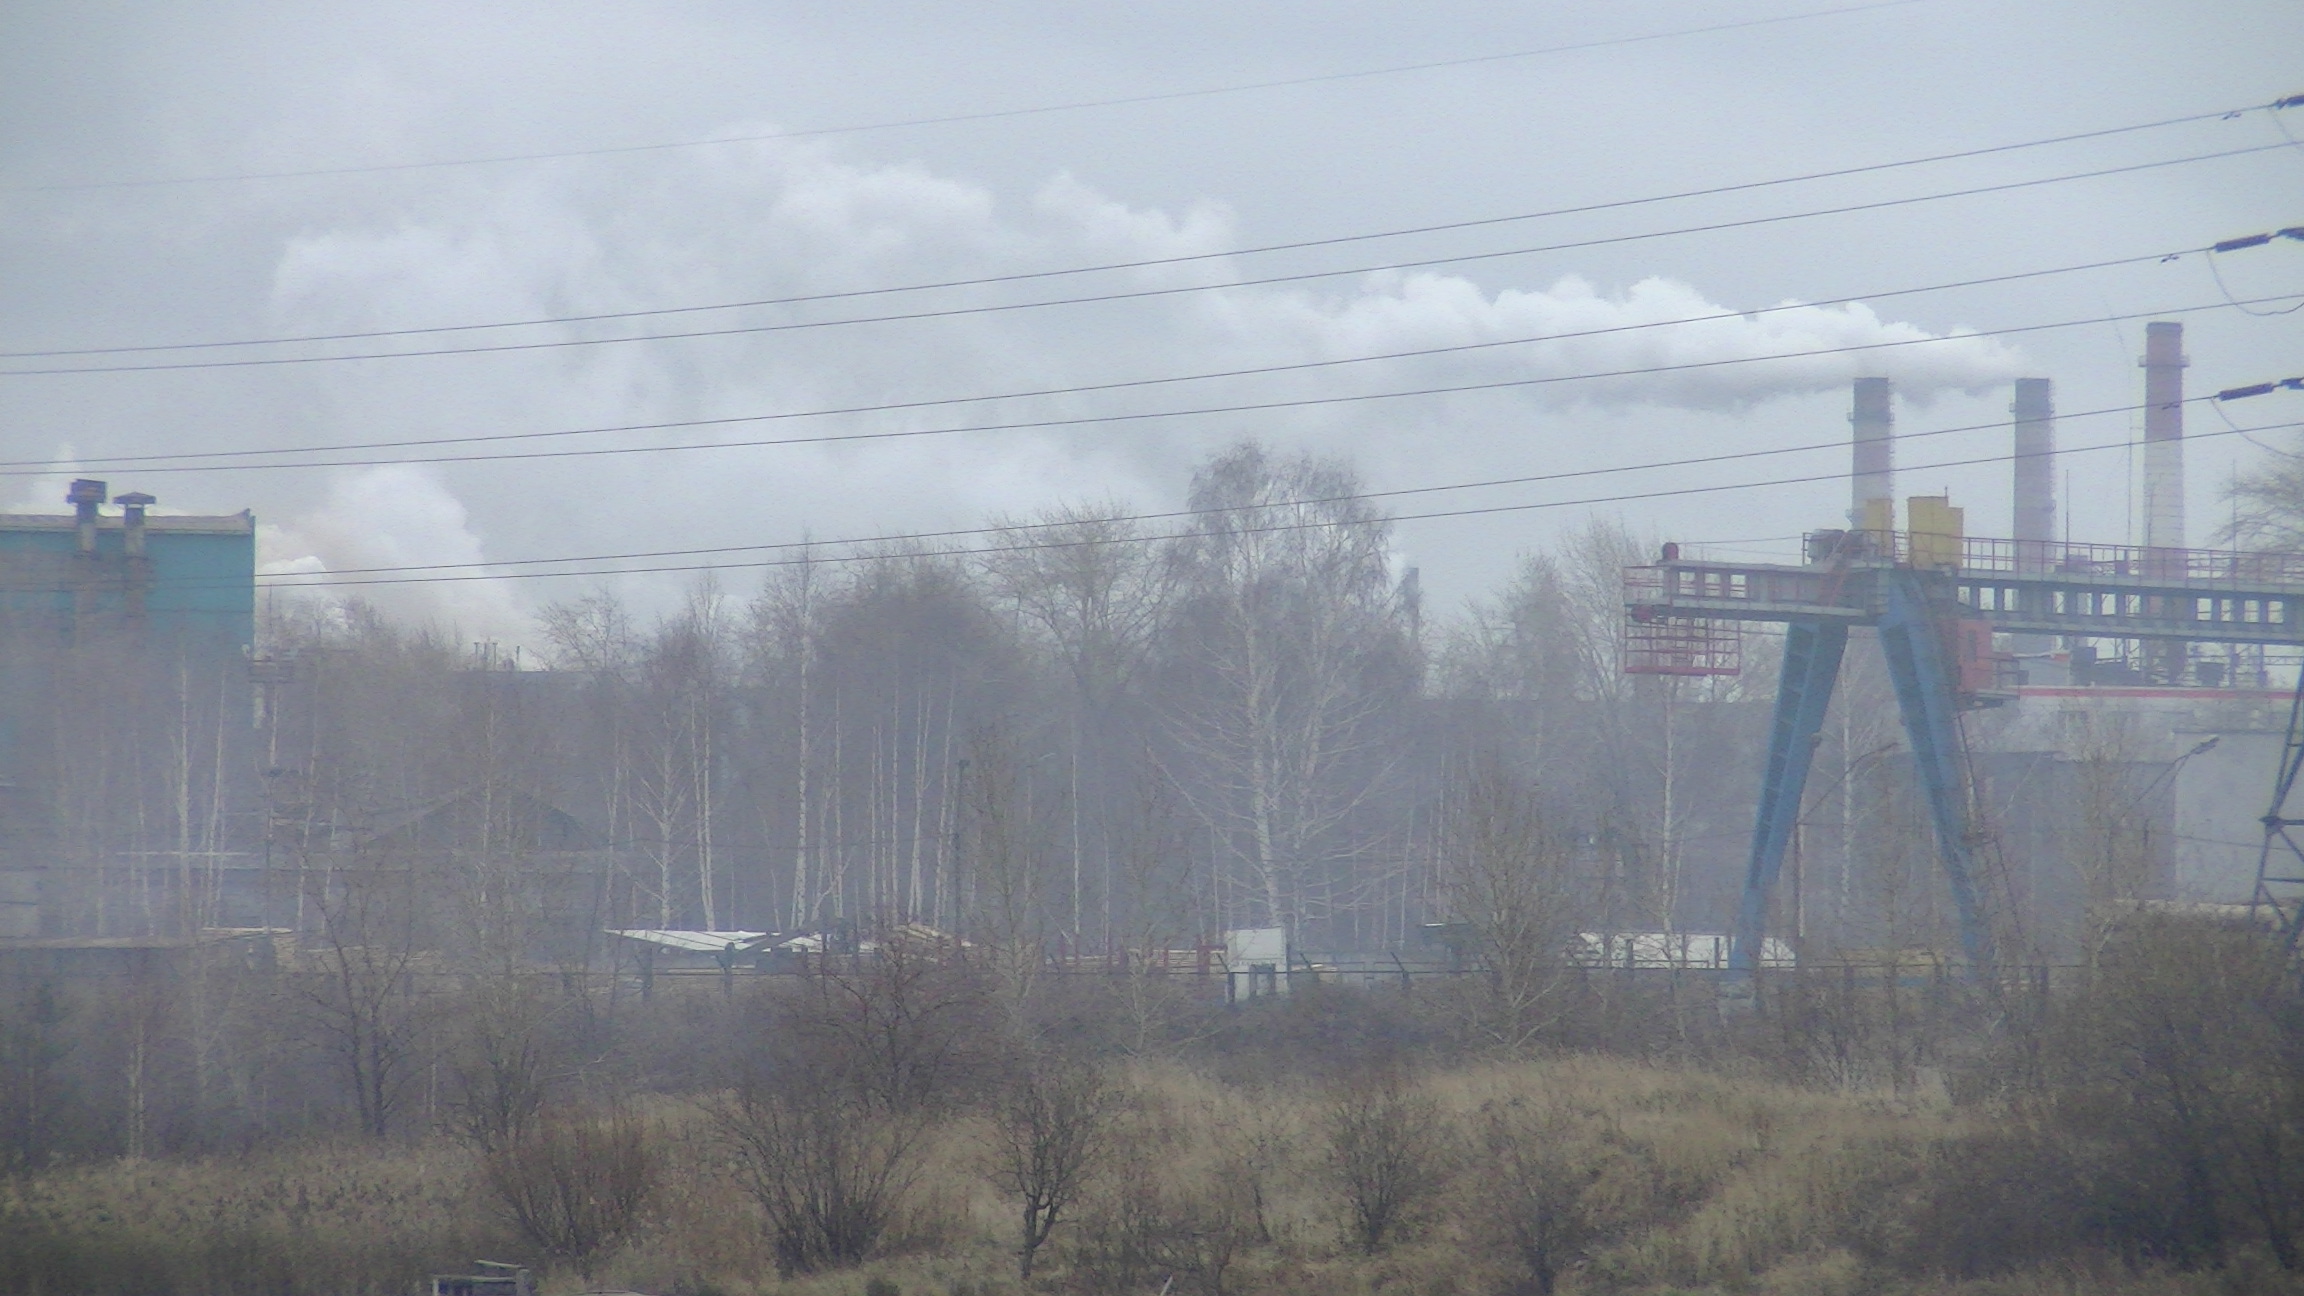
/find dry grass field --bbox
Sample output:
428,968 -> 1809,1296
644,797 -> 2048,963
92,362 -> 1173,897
3,1051 -> 2295,1296
4,917 -> 2301,1294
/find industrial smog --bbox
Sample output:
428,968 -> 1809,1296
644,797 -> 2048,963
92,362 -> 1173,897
2,4 -> 2301,1294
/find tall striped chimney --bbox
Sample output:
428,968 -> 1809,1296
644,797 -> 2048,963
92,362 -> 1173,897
1851,377 -> 1894,534
2012,378 -> 2055,568
2141,321 -> 2186,554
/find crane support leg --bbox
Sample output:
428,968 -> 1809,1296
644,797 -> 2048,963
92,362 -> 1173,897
1730,618 -> 1847,973
1877,571 -> 1998,977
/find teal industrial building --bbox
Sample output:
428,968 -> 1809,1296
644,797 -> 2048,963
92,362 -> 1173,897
0,481 -> 257,939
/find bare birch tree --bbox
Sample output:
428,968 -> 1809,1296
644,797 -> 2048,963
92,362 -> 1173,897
1159,444 -> 1415,942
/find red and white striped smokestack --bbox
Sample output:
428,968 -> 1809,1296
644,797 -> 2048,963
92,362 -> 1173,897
2012,378 -> 2055,569
2141,321 -> 2186,553
1850,376 -> 1893,530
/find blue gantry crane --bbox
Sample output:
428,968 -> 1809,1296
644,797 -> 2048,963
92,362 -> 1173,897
1626,507 -> 2304,982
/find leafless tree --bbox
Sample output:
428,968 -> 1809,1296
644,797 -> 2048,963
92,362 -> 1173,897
984,502 -> 1169,937
630,580 -> 732,928
2046,916 -> 2304,1270
481,1105 -> 657,1279
719,1069 -> 933,1276
960,725 -> 1056,1019
1438,753 -> 1584,1052
1324,1068 -> 1454,1254
444,975 -> 561,1153
1475,1097 -> 1621,1296
1159,443 -> 1416,941
984,1051 -> 1116,1278
295,860 -> 428,1138
2224,433 -> 2304,551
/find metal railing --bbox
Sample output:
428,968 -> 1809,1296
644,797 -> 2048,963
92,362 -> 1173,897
1816,530 -> 2304,588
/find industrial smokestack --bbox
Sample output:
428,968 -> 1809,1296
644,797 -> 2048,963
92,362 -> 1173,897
2141,321 -> 2186,554
1851,377 -> 1894,533
2012,379 -> 2055,569
2140,322 -> 2188,684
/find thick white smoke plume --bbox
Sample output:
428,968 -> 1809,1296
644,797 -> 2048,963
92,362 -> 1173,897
254,133 -> 2021,628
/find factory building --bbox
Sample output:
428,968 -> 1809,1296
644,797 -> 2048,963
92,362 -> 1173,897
0,481 -> 256,939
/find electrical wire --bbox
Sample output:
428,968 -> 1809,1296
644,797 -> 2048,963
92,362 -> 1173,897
243,412 -> 2304,591
9,246 -> 2214,466
73,389 -> 2289,594
9,293 -> 2280,478
2205,246 -> 2304,316
6,143 -> 2287,378
5,100 -> 2272,361
4,0 -> 1953,194
227,394 -> 2198,580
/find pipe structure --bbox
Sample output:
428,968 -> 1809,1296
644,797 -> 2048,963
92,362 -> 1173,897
65,478 -> 106,640
2141,322 -> 2187,554
2012,379 -> 2056,567
2141,322 -> 2188,681
1850,377 -> 1894,532
2011,378 -> 2057,653
118,491 -> 154,620
67,478 -> 105,556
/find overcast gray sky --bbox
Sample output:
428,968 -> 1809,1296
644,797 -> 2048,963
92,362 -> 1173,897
2,0 -> 2299,638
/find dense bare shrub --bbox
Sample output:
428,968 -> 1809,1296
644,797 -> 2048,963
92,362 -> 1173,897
1848,1126 -> 2090,1280
480,1106 -> 656,1279
1475,1098 -> 1620,1295
1324,1069 -> 1454,1255
1073,1173 -> 1258,1296
766,939 -> 1000,1113
0,976 -> 76,1168
712,944 -> 1000,1276
718,1080 -> 931,1276
2040,917 -> 2304,1271
983,1053 -> 1115,1278
444,979 -> 561,1153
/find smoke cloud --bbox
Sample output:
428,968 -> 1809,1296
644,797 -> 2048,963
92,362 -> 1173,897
249,133 -> 2027,630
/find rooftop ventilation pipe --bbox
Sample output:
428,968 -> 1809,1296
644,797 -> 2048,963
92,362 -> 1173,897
67,478 -> 106,555
118,491 -> 155,620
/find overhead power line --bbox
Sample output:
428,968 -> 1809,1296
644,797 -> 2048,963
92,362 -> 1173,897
244,408 -> 2304,592
10,0 -> 1948,194
10,292 -> 2280,479
228,395 -> 2192,580
80,385 -> 2293,594
4,143 -> 2286,377
3,100 -> 2272,362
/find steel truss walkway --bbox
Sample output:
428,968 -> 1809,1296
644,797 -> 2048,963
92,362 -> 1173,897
1625,528 -> 2304,982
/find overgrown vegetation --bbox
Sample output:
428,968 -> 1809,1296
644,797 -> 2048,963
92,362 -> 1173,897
3,914 -> 2301,1294
6,444 -> 2300,1292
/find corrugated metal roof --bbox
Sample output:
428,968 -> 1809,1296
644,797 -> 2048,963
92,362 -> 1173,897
608,929 -> 767,953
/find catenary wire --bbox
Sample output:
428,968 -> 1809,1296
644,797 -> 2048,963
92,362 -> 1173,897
82,386 -> 2287,593
217,394 -> 2203,580
5,99 -> 2277,361
13,293 -> 2281,478
6,0 -> 1952,194
240,412 -> 2304,591
6,143 -> 2287,377
4,246 -> 2217,467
